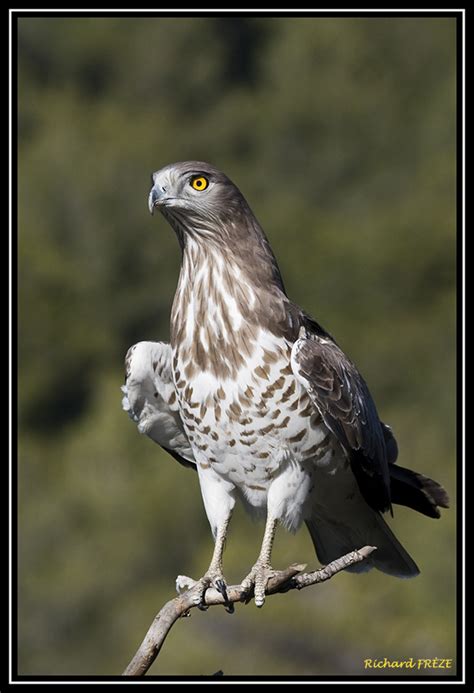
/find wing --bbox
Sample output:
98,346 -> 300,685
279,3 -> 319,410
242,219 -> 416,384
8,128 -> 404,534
122,341 -> 196,470
291,324 -> 392,512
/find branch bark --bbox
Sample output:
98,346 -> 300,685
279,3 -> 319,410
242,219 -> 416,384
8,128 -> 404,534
122,545 -> 376,676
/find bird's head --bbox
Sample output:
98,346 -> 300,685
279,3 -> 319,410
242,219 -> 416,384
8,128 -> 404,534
148,160 -> 287,294
148,161 -> 247,244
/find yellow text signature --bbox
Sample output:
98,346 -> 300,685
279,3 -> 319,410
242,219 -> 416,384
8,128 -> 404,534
364,658 -> 453,670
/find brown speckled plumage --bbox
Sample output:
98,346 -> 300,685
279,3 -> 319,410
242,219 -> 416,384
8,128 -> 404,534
122,162 -> 449,605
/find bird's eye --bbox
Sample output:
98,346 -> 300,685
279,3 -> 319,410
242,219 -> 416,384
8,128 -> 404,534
190,175 -> 209,191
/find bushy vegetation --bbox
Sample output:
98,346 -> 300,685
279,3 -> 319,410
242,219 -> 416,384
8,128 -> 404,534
18,15 -> 456,676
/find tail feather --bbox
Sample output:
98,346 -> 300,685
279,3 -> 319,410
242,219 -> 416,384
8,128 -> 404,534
389,464 -> 449,519
306,467 -> 420,578
305,510 -> 420,577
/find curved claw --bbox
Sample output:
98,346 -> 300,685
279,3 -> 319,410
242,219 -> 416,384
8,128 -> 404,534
215,578 -> 228,602
183,572 -> 233,613
215,578 -> 235,613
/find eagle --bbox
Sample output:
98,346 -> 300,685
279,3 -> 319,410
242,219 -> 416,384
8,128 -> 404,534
122,161 -> 448,608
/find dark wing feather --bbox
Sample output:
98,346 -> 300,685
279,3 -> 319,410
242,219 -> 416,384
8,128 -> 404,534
381,421 -> 399,464
291,323 -> 392,512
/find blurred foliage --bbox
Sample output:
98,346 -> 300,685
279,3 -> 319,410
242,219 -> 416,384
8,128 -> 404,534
17,15 -> 457,677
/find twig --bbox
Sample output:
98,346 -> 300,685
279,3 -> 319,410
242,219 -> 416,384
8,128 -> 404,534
122,545 -> 376,676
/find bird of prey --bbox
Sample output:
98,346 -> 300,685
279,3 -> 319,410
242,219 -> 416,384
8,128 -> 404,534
122,161 -> 448,608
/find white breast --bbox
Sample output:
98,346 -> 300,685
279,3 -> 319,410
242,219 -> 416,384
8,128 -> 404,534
173,328 -> 339,511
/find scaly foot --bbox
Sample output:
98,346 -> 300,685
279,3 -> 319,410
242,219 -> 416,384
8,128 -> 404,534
176,571 -> 234,613
240,560 -> 276,607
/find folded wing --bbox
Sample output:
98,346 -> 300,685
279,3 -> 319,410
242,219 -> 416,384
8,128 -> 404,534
291,323 -> 391,513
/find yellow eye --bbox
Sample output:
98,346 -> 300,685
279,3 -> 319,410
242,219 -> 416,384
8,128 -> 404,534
190,175 -> 209,191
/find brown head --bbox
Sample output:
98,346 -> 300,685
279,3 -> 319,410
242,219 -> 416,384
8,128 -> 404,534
148,161 -> 247,240
148,161 -> 286,294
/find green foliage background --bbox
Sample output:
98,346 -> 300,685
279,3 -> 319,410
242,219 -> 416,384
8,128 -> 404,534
18,16 -> 457,677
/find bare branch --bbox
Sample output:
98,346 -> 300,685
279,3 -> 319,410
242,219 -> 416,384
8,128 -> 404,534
293,545 -> 377,588
122,545 -> 376,677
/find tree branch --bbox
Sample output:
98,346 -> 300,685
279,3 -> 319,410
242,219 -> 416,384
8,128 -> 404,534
122,545 -> 376,677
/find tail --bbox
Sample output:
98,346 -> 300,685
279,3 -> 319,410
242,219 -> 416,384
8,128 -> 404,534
305,509 -> 419,577
305,467 -> 422,578
388,464 -> 449,519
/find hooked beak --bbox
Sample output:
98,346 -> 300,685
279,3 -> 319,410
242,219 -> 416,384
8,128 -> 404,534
148,185 -> 163,215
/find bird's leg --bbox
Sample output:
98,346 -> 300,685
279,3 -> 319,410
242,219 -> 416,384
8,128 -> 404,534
179,466 -> 236,610
240,514 -> 279,607
187,516 -> 234,612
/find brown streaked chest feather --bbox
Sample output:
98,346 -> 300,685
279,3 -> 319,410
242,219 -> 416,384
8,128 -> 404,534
170,242 -> 294,381
169,242 -> 337,488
